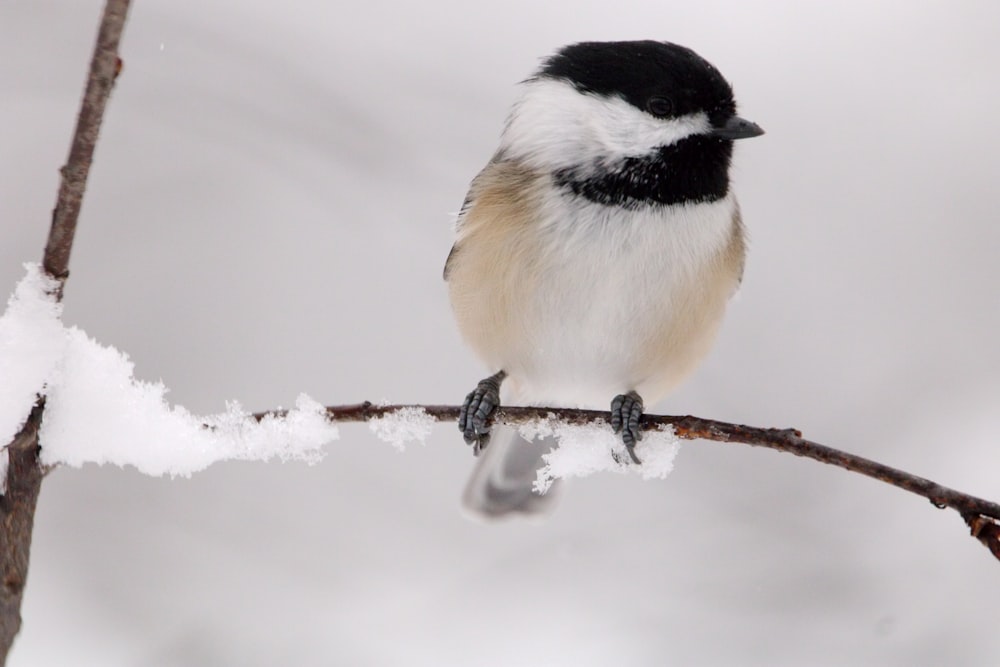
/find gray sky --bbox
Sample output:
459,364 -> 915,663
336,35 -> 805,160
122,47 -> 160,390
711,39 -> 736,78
2,1 -> 1000,665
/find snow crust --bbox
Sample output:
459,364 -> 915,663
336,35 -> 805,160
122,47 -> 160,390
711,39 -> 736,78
0,264 -> 65,450
1,264 -> 339,477
368,406 -> 436,450
516,415 -> 681,493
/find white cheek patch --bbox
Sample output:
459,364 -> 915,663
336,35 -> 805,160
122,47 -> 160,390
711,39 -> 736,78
500,78 -> 711,171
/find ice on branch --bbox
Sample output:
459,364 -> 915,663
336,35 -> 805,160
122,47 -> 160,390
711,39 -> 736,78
1,264 -> 339,477
368,406 -> 435,450
516,416 -> 681,494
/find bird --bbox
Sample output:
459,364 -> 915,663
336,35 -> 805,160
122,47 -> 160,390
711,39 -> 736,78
444,40 -> 763,518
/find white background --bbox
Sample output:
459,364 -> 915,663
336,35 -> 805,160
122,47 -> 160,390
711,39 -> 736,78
2,1 -> 999,665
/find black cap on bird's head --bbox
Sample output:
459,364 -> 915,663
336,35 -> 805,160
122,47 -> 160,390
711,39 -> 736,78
538,40 -> 763,140
499,40 -> 762,206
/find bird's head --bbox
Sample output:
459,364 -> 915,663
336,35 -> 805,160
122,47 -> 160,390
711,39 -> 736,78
500,41 -> 763,193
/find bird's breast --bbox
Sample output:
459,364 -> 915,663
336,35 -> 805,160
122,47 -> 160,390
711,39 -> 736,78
448,167 -> 744,407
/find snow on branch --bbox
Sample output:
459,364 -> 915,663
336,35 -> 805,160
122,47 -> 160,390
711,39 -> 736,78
0,264 -> 670,486
3,261 -> 1000,564
263,401 -> 1000,563
0,265 -> 338,476
0,265 -> 64,446
0,264 -> 677,488
1,1 -> 133,661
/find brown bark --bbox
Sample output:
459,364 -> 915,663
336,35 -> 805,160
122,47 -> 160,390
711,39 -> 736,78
44,1 -> 130,284
0,404 -> 44,665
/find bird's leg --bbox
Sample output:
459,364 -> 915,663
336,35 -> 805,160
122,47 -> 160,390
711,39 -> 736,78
458,370 -> 507,455
610,390 -> 644,464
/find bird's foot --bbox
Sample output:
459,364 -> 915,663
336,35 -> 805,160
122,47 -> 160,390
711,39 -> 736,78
610,390 -> 643,464
458,370 -> 506,455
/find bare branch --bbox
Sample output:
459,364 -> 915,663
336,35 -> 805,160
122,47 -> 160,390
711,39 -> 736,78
255,402 -> 1000,563
0,404 -> 44,664
43,0 -> 129,284
1,1 -> 131,661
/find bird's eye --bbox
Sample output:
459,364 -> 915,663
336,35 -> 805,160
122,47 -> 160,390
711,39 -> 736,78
646,96 -> 674,117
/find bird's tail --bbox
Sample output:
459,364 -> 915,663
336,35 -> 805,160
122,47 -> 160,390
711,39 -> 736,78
461,426 -> 561,520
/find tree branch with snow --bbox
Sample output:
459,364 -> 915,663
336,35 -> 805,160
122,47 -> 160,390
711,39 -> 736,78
8,262 -> 999,564
0,0 -> 131,662
261,402 -> 1000,562
8,247 -> 999,565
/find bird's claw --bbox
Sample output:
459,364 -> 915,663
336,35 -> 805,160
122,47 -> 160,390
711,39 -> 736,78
611,390 -> 643,464
458,371 -> 506,455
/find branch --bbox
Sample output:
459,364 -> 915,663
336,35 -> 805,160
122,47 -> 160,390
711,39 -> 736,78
1,1 -> 131,662
44,0 -> 129,285
257,402 -> 1000,563
0,404 -> 44,666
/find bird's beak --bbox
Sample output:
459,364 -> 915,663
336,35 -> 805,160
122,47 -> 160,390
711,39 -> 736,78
711,116 -> 765,140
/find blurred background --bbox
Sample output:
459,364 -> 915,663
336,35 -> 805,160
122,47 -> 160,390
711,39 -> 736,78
2,1 -> 999,665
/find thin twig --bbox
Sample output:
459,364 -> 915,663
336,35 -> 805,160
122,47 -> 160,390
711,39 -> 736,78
0,1 -> 131,662
44,0 -> 130,285
253,402 -> 1000,562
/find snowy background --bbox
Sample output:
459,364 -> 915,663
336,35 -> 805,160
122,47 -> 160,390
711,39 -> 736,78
3,1 -> 1000,665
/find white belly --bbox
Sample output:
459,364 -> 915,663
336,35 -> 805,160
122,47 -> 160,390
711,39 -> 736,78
449,177 -> 743,409
510,193 -> 739,406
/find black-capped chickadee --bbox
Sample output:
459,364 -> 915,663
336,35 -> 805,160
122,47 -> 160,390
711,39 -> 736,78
445,40 -> 763,518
